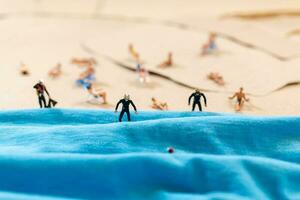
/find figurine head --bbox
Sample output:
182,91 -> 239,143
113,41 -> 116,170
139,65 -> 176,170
124,94 -> 130,100
38,79 -> 44,84
195,89 -> 200,93
240,87 -> 244,92
151,97 -> 156,102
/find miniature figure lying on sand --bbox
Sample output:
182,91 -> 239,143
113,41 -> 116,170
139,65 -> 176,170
48,63 -> 62,78
207,72 -> 225,86
71,57 -> 97,67
151,97 -> 168,110
19,63 -> 30,76
86,83 -> 107,104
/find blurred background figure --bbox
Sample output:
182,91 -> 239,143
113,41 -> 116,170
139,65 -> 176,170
48,63 -> 62,78
201,32 -> 218,55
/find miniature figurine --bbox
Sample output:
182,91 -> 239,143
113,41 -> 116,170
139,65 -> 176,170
188,89 -> 207,111
151,97 -> 168,110
76,63 -> 96,87
158,52 -> 173,68
86,83 -> 107,104
115,94 -> 137,122
201,32 -> 218,55
48,63 -> 62,78
20,63 -> 30,76
71,57 -> 97,67
136,63 -> 141,72
128,43 -> 140,62
167,147 -> 174,154
33,80 -> 57,108
138,67 -> 149,83
207,72 -> 225,86
229,87 -> 250,112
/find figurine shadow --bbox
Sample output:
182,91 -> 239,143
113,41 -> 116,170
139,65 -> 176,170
129,80 -> 161,89
156,63 -> 181,69
200,50 -> 231,58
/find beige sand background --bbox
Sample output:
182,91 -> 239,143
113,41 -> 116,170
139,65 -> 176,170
0,0 -> 299,115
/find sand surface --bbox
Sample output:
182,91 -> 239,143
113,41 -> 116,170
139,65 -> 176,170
0,0 -> 299,115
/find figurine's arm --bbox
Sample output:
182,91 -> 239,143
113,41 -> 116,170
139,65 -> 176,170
188,93 -> 194,105
115,100 -> 122,111
201,93 -> 207,106
44,86 -> 50,98
243,94 -> 250,101
229,93 -> 236,99
130,101 -> 137,112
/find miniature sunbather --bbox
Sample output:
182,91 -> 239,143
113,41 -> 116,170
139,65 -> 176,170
48,63 -> 62,78
151,97 -> 168,110
71,57 -> 97,67
76,63 -> 96,87
207,72 -> 225,86
115,94 -> 137,122
229,87 -> 250,112
158,52 -> 173,68
20,63 -> 30,76
128,43 -> 140,62
33,80 -> 57,108
201,32 -> 218,55
86,83 -> 107,104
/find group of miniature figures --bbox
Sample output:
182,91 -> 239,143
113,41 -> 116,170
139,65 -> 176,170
28,31 -> 250,121
129,32 -> 225,88
33,79 -> 249,122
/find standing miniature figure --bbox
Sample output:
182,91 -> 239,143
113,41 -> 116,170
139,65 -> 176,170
229,87 -> 249,112
48,63 -> 62,78
201,32 -> 218,55
33,80 -> 57,108
138,67 -> 150,83
188,89 -> 207,111
115,94 -> 137,122
128,43 -> 140,62
158,52 -> 173,68
151,97 -> 168,110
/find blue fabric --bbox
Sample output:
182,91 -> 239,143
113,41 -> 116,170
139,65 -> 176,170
0,109 -> 299,200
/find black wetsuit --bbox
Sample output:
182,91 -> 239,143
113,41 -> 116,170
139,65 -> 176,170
115,99 -> 137,122
33,83 -> 48,108
188,91 -> 207,111
33,83 -> 57,108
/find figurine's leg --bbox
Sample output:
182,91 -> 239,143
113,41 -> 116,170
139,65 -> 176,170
192,102 -> 196,111
38,97 -> 43,108
41,95 -> 47,108
119,110 -> 125,122
198,103 -> 202,111
126,110 -> 131,121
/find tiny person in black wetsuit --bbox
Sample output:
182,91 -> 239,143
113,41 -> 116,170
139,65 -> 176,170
115,94 -> 137,122
188,89 -> 207,111
33,80 -> 57,108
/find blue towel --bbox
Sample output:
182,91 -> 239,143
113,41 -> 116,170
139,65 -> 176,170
0,109 -> 299,199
